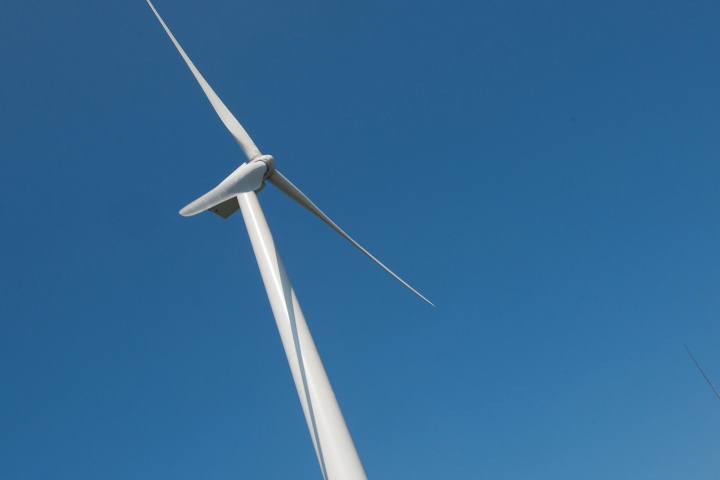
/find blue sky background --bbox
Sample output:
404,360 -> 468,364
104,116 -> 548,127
2,0 -> 720,478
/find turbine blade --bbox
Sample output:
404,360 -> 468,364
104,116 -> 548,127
268,170 -> 434,306
146,0 -> 261,161
684,344 -> 720,401
180,161 -> 267,216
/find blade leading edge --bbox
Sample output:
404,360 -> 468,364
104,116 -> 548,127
146,0 -> 261,161
268,170 -> 434,306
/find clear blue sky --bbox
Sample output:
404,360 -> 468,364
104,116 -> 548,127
2,0 -> 720,478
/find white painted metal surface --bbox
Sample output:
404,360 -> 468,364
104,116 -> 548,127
238,192 -> 368,480
179,161 -> 267,216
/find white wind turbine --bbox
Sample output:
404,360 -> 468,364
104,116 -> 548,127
146,2 -> 432,478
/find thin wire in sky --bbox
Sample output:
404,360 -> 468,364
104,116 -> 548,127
684,344 -> 720,401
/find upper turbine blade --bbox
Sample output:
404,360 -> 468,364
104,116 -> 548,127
180,161 -> 267,216
268,170 -> 434,306
146,0 -> 261,161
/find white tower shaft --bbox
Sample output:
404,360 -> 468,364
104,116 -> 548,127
238,192 -> 368,480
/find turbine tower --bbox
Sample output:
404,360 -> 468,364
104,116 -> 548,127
146,2 -> 432,478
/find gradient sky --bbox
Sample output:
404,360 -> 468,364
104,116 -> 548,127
2,1 -> 720,478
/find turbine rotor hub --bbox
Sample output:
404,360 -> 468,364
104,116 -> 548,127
251,154 -> 275,180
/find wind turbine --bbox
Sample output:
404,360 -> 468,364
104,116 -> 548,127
146,2 -> 432,478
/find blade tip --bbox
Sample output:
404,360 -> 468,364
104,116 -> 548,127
413,291 -> 435,307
